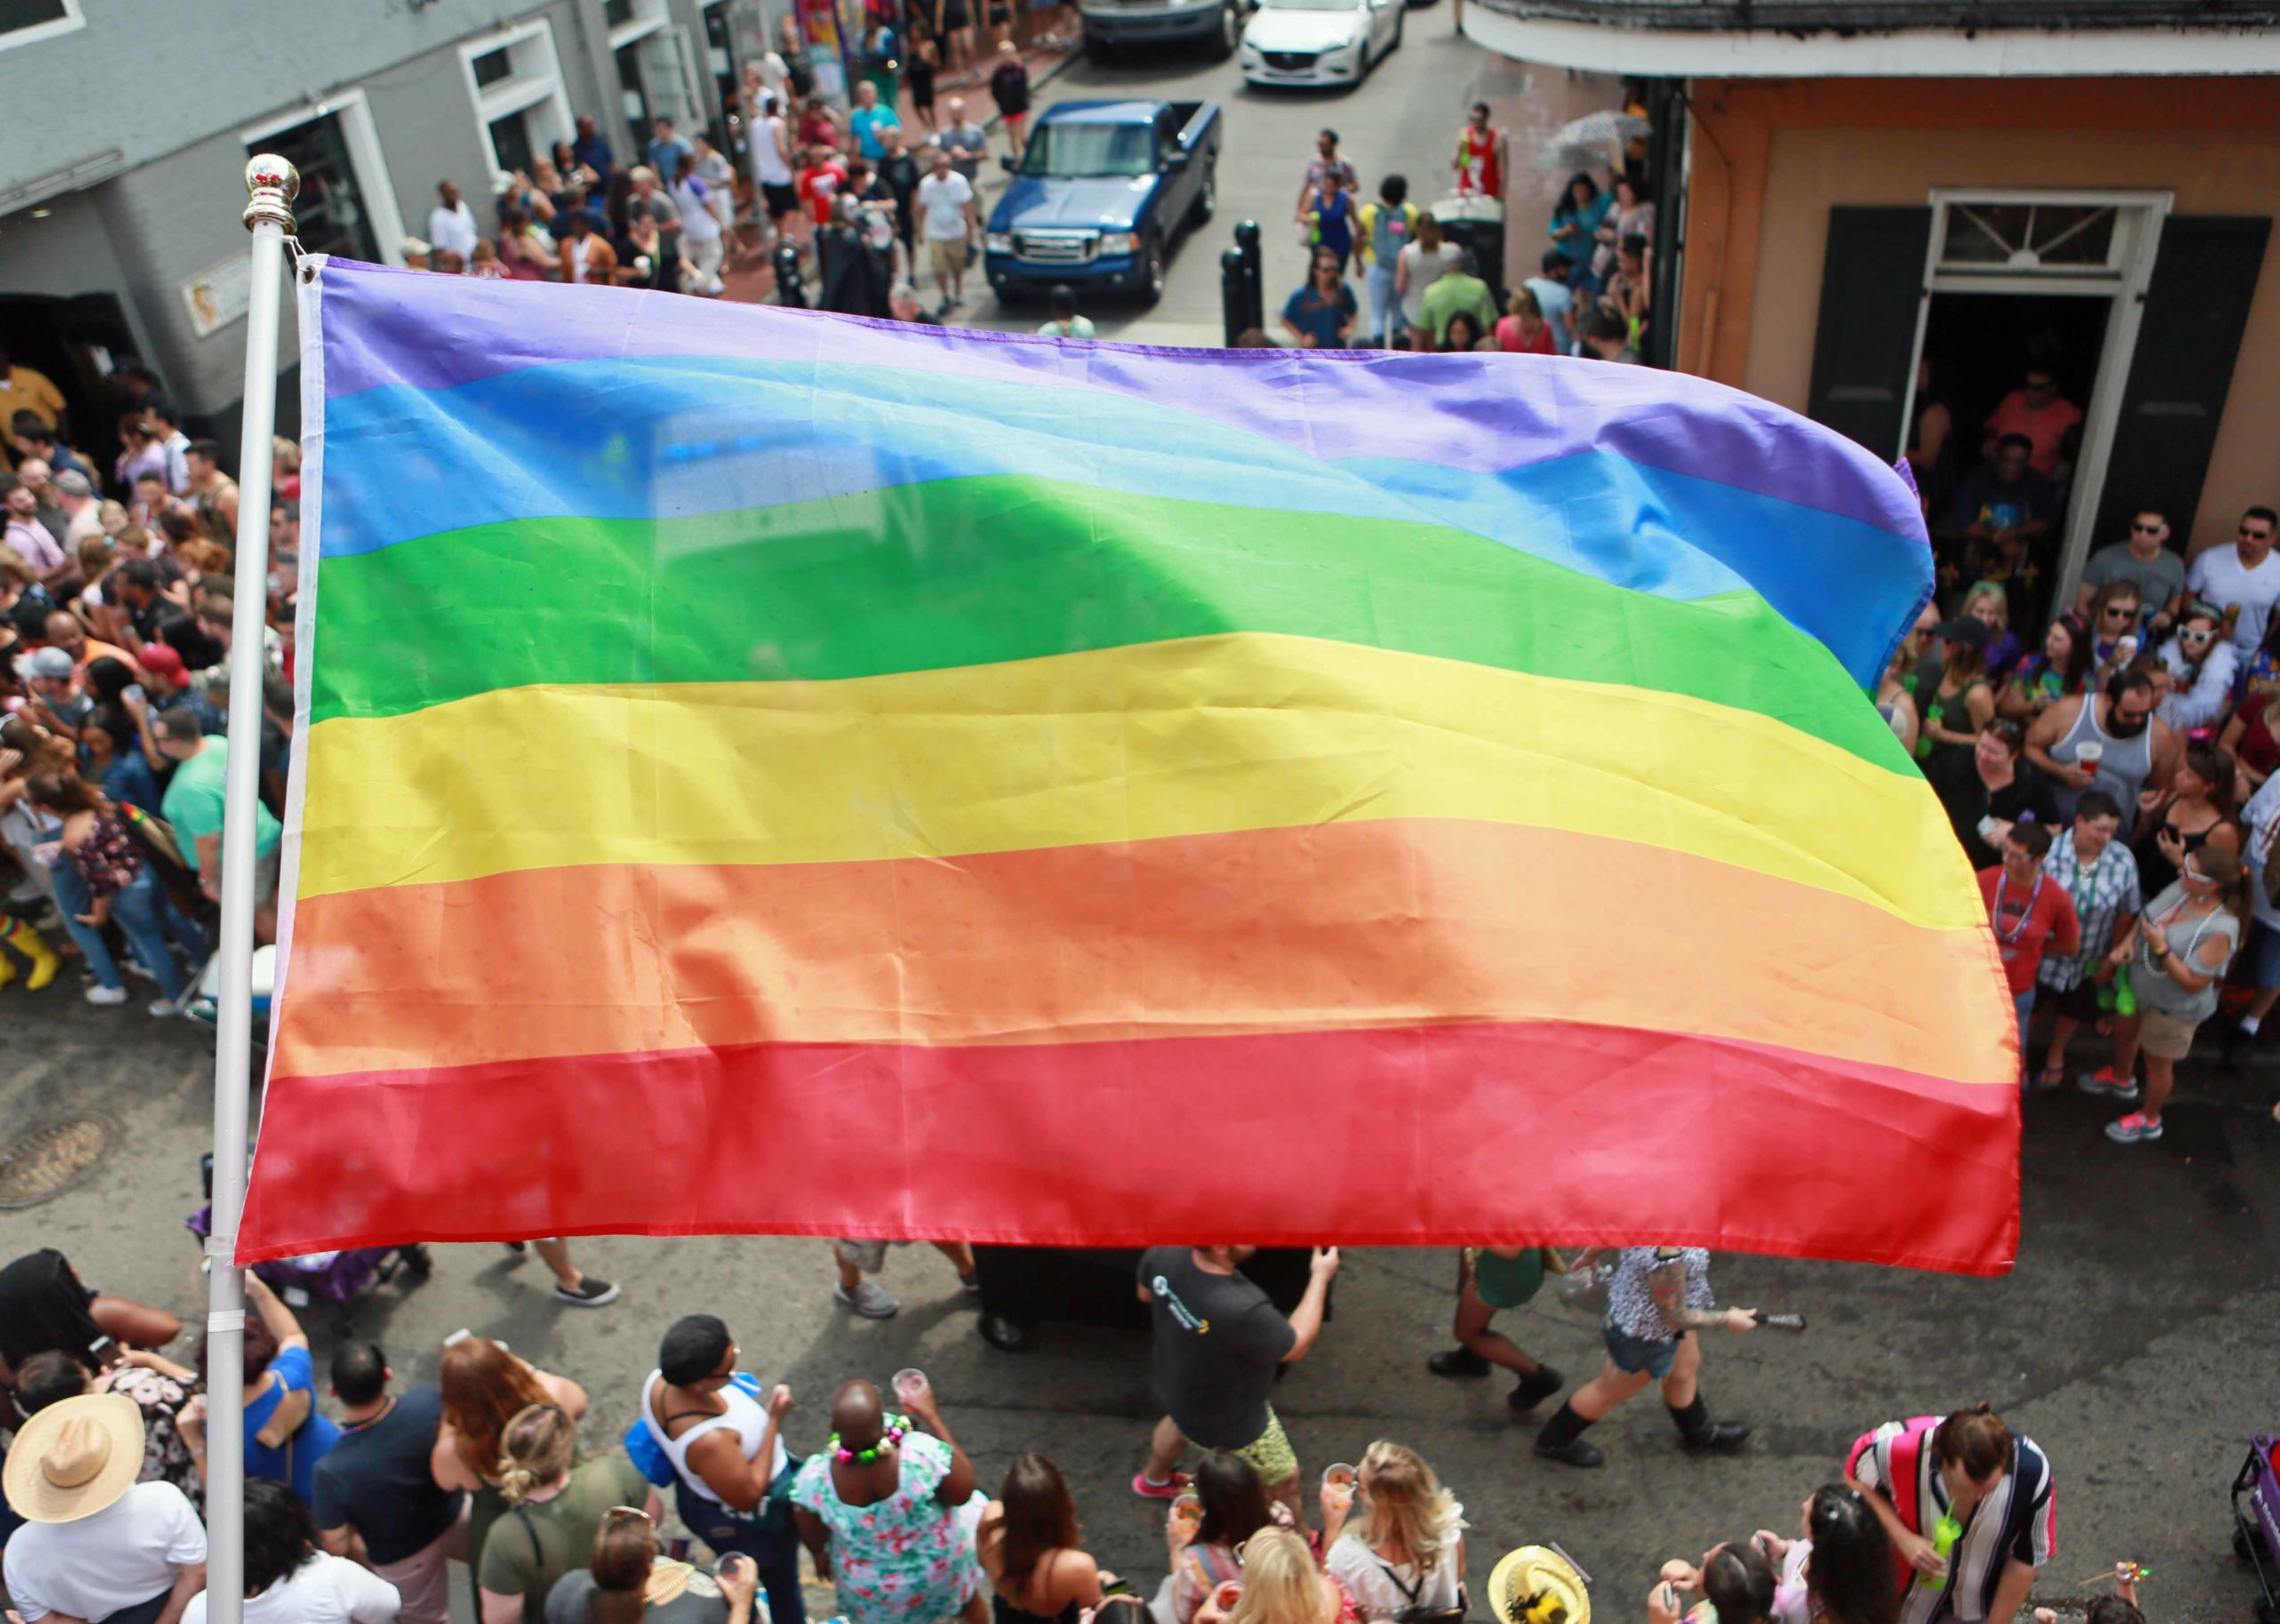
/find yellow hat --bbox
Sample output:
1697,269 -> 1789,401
4,1393 -> 145,1524
1487,1547 -> 1590,1624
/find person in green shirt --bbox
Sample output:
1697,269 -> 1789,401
1416,248 -> 1497,351
155,705 -> 283,939
479,1403 -> 659,1624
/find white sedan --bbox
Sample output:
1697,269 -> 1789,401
1239,0 -> 1402,87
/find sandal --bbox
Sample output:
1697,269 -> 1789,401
2031,1060 -> 2067,1091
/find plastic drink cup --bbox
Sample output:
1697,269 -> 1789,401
1322,1463 -> 1357,1514
1214,1582 -> 1245,1613
1171,1492 -> 1203,1534
1926,1512 -> 1961,1590
892,1368 -> 930,1406
667,1535 -> 693,1562
2076,742 -> 2105,769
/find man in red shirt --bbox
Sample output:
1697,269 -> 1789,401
1453,102 -> 1506,199
1981,363 -> 2082,479
797,143 -> 849,229
1979,821 -> 2080,1069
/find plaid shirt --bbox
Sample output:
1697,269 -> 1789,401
2037,829 -> 2141,992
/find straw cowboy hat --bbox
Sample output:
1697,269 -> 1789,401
4,1393 -> 145,1523
1486,1547 -> 1591,1624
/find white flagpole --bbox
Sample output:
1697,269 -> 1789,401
202,153 -> 298,1624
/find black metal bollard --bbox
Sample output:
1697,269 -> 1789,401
1221,247 -> 1251,347
773,243 -> 806,308
1233,219 -> 1264,334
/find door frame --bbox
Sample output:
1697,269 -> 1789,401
1896,187 -> 2171,606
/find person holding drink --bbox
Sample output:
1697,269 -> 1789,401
1168,1455 -> 1279,1624
1134,1246 -> 1340,1527
2024,668 -> 2177,824
975,1453 -> 1115,1624
639,1316 -> 804,1624
1321,1443 -> 1466,1622
1845,1404 -> 2055,1624
1194,1528 -> 1354,1624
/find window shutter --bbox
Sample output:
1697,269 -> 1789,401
1805,207 -> 1933,458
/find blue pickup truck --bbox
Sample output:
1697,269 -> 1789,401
982,100 -> 1221,306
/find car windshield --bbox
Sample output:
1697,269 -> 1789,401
1020,122 -> 1155,178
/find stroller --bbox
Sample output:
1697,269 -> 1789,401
2233,1433 -> 2280,1623
184,1149 -> 430,1320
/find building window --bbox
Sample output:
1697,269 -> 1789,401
253,112 -> 381,264
470,47 -> 514,88
460,20 -> 574,180
1938,203 -> 2121,276
0,0 -> 85,53
603,0 -> 638,25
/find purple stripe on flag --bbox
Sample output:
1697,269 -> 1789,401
313,257 -> 1924,542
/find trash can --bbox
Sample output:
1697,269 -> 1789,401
970,1246 -> 1328,1351
1429,193 -> 1509,316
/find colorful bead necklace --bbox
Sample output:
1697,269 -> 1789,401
829,1414 -> 910,1465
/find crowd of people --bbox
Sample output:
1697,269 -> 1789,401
1,1236 -> 2146,1624
1890,456 -> 2280,1140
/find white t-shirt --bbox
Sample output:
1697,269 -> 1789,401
753,115 -> 795,187
184,1553 -> 403,1624
916,171 -> 974,241
427,201 -> 479,261
2186,543 -> 2280,653
1323,1512 -> 1466,1620
4,1481 -> 208,1622
672,178 -> 723,245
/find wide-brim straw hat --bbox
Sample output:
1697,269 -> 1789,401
4,1392 -> 145,1524
1486,1546 -> 1591,1624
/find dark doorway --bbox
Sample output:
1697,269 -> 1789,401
0,292 -> 156,491
1920,291 -> 2108,499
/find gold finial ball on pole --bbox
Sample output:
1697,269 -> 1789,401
243,154 -> 300,234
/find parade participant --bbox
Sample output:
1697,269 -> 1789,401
2030,792 -> 2139,1092
1452,103 -> 1505,199
1752,1485 -> 1898,1624
1320,1442 -> 1465,1622
1532,1246 -> 1755,1469
1,1393 -> 208,1624
975,1453 -> 1113,1624
829,1238 -> 979,1320
1648,1542 -> 1776,1624
435,1336 -> 591,1598
1193,1527 -> 1351,1624
1168,1454 -> 1277,1624
2130,740 -> 2237,897
1134,1245 -> 1339,1522
639,1315 -> 803,1624
546,1512 -> 757,1624
2024,667 -> 2178,824
478,1406 -> 658,1624
181,1478 -> 403,1624
1846,1404 -> 2054,1624
1979,823 -> 2080,1066
790,1379 -> 984,1624
2099,846 -> 2243,1143
1421,1247 -> 1564,1413
314,1342 -> 468,1624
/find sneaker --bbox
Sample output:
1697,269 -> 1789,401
122,956 -> 158,984
147,998 -> 179,1019
2079,1066 -> 2140,1101
553,1276 -> 620,1307
2104,1112 -> 2163,1144
502,1240 -> 529,1256
959,1271 -> 981,1295
181,996 -> 218,1028
84,984 -> 127,1006
1130,1470 -> 1191,1499
835,1279 -> 900,1319
1427,1347 -> 1491,1378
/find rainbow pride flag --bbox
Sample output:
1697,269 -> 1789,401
240,258 -> 2017,1271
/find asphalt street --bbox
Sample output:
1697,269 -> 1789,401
7,28 -> 2280,1624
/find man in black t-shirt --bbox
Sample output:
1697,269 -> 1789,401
1134,1245 -> 1337,1524
314,1341 -> 468,1624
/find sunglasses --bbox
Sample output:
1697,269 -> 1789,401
2246,530 -> 2277,544
607,1506 -> 656,1523
2130,522 -> 2163,535
2103,606 -> 2137,621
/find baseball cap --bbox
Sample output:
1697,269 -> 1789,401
1934,616 -> 1990,650
20,646 -> 73,680
136,642 -> 186,679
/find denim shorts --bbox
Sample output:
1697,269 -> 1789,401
1603,1322 -> 1683,1378
2253,920 -> 2280,991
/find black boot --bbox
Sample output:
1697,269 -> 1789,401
1508,1364 -> 1565,1413
1427,1346 -> 1491,1377
1670,1393 -> 1750,1454
1533,1401 -> 1605,1467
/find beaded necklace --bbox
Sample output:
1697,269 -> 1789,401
829,1413 -> 910,1465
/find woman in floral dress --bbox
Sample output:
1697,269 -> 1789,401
793,1379 -> 985,1624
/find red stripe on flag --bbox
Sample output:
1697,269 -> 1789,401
240,1020 -> 2017,1272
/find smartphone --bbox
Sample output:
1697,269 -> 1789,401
87,1335 -> 116,1362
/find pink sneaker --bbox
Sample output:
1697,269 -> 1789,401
1131,1470 -> 1191,1499
2079,1066 -> 2140,1101
2104,1112 -> 2163,1144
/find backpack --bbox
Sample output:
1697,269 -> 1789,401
1365,201 -> 1416,269
1375,1560 -> 1466,1624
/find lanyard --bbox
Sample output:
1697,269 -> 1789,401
1992,872 -> 2042,946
